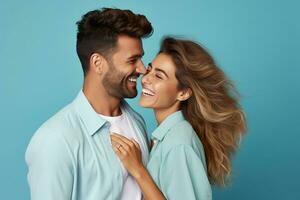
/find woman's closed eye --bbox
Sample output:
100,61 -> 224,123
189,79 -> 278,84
155,73 -> 163,79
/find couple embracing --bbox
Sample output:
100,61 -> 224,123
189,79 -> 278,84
26,8 -> 246,200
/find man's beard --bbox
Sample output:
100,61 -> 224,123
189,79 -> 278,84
102,61 -> 138,99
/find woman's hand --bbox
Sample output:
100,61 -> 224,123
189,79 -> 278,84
111,133 -> 167,200
110,133 -> 145,179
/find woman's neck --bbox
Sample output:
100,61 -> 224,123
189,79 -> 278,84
154,106 -> 180,125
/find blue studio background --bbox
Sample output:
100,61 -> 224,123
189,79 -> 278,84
1,0 -> 299,199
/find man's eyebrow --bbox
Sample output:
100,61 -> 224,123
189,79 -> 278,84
128,52 -> 144,60
148,63 -> 169,78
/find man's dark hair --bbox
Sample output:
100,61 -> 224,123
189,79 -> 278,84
76,8 -> 153,75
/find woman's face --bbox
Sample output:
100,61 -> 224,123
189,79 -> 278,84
139,53 -> 182,110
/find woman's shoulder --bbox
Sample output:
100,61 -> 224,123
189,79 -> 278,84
167,120 -> 196,140
162,120 -> 203,153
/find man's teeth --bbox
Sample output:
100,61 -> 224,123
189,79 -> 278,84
142,88 -> 155,96
129,78 -> 137,82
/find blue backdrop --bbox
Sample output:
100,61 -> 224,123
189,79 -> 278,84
1,0 -> 299,199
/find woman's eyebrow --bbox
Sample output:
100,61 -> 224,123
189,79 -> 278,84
155,68 -> 169,78
148,63 -> 169,78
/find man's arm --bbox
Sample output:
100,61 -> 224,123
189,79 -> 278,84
25,129 -> 74,200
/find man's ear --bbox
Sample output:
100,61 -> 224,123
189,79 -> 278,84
89,53 -> 105,75
177,88 -> 192,101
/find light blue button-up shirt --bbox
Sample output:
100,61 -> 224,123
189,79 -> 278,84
25,91 -> 149,200
147,111 -> 212,200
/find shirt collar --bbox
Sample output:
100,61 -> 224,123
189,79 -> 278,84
73,90 -> 107,136
151,111 -> 185,141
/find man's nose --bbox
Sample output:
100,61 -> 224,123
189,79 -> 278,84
136,60 -> 146,75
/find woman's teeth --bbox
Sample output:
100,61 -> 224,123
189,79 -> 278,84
142,88 -> 155,96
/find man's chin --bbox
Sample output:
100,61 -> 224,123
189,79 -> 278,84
123,89 -> 138,98
124,92 -> 137,99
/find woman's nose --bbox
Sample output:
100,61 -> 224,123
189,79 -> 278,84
141,73 -> 151,85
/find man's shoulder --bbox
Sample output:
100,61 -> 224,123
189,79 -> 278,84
28,101 -> 82,150
40,102 -> 78,133
25,101 -> 83,172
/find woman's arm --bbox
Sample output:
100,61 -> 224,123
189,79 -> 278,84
111,133 -> 166,200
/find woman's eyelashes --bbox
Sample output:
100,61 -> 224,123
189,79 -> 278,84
145,66 -> 163,80
155,73 -> 163,79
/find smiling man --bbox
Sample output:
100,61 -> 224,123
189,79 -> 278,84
25,8 -> 153,200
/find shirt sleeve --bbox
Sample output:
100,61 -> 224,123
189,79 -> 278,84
25,130 -> 74,200
160,145 -> 212,200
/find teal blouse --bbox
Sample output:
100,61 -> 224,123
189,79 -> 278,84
147,111 -> 212,200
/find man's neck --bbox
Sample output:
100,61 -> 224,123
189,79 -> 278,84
83,81 -> 122,117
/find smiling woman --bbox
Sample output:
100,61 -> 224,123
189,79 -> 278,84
140,54 -> 185,118
111,36 -> 247,200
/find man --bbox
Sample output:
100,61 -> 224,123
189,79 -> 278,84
25,8 -> 153,200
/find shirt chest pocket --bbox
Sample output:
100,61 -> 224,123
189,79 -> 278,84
78,133 -> 123,197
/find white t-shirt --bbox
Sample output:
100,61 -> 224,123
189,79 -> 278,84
99,110 -> 146,200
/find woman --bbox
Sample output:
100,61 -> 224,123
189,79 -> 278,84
111,37 -> 246,200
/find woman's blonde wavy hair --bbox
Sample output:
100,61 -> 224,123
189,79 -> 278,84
159,37 -> 247,186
